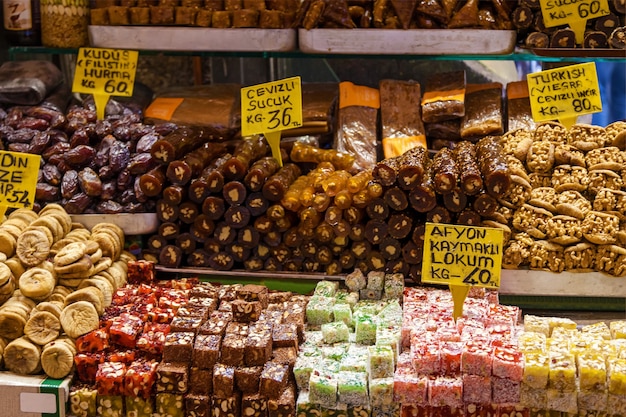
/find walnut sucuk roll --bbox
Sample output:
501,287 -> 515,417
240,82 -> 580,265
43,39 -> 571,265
421,70 -> 466,123
379,79 -> 427,159
460,82 -> 503,140
506,80 -> 536,132
453,141 -> 483,196
432,147 -> 459,194
334,81 -> 379,172
396,145 -> 429,191
476,136 -> 511,198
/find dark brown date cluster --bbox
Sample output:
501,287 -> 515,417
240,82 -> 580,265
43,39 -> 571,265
0,103 -> 177,214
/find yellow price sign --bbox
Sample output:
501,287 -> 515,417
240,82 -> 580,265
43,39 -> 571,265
241,77 -> 303,166
540,0 -> 610,43
421,223 -> 503,289
0,151 -> 40,209
527,62 -> 602,128
72,47 -> 139,120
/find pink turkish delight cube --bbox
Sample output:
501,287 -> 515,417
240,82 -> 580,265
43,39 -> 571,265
462,374 -> 491,405
411,340 -> 440,376
393,367 -> 428,405
492,345 -> 523,382
491,377 -> 521,404
440,341 -> 463,376
461,340 -> 493,376
429,376 -> 463,409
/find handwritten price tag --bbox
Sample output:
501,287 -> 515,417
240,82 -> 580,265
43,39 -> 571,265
0,151 -> 40,210
540,0 -> 610,43
72,47 -> 139,120
527,62 -> 602,128
241,77 -> 303,166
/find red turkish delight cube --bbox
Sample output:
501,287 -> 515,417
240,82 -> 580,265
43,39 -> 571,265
461,339 -> 493,376
106,349 -> 136,364
440,341 -> 463,376
109,313 -> 144,349
147,307 -> 176,324
136,322 -> 171,355
491,377 -> 521,404
112,286 -> 139,305
76,328 -> 110,353
492,345 -> 523,382
429,376 -> 463,409
127,260 -> 156,284
462,374 -> 491,405
393,368 -> 428,405
74,352 -> 105,384
124,359 -> 158,399
96,361 -> 127,396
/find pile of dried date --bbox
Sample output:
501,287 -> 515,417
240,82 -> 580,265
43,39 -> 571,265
0,102 -> 178,214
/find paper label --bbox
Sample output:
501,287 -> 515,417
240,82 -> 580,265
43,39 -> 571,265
241,76 -> 303,137
3,0 -> 32,30
527,62 -> 602,126
540,0 -> 610,27
0,150 -> 39,209
339,81 -> 380,109
421,223 -> 503,289
382,135 -> 427,159
72,48 -> 138,97
21,392 -> 57,413
145,97 -> 185,121
421,88 -> 465,105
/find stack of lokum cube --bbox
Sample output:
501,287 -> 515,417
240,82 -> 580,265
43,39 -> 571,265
69,280 -> 309,417
520,315 -> 626,416
396,286 -> 525,417
296,272 -> 404,417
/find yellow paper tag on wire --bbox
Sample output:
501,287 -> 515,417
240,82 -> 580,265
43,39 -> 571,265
0,151 -> 40,209
540,0 -> 610,43
72,47 -> 139,119
421,223 -> 503,289
527,62 -> 602,128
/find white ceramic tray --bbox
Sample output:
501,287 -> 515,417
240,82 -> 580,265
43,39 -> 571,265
70,212 -> 159,235
298,28 -> 517,55
88,26 -> 297,52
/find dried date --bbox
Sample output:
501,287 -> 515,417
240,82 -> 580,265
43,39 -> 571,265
64,144 -> 97,168
78,167 -> 103,197
42,163 -> 62,186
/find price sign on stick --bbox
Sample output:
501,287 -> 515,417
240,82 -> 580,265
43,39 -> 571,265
540,0 -> 610,44
241,76 -> 303,166
72,48 -> 139,120
0,151 -> 40,218
527,62 -> 602,129
421,223 -> 503,320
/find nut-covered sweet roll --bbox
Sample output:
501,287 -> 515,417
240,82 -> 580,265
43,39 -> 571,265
582,211 -> 620,245
563,242 -> 596,272
568,123 -> 609,151
502,232 -> 534,269
534,121 -> 568,144
584,146 -> 624,171
555,190 -> 592,220
512,204 -> 553,239
501,128 -> 534,162
529,240 -> 565,272
504,174 -> 532,208
605,121 -> 626,150
528,172 -> 553,189
526,140 -> 555,173
528,187 -> 558,213
546,215 -> 582,245
595,244 -> 626,276
587,169 -> 623,195
593,188 -> 626,215
554,143 -> 586,167
551,165 -> 589,193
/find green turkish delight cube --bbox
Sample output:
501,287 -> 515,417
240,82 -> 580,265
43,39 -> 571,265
96,395 -> 124,417
355,314 -> 377,345
352,301 -> 381,318
309,370 -> 338,408
335,290 -> 359,309
368,378 -> 394,409
322,321 -> 350,344
295,356 -> 318,391
297,391 -> 321,417
125,395 -> 154,417
156,393 -> 185,417
315,281 -> 340,297
375,326 -> 401,359
376,300 -> 402,327
337,371 -> 369,406
368,346 -> 395,379
322,344 -> 349,362
307,296 -> 336,327
340,345 -> 369,373
69,386 -> 97,417
383,273 -> 404,300
333,304 -> 354,328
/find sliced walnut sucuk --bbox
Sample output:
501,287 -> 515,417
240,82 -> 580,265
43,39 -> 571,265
584,146 -> 624,171
564,242 -> 596,271
501,128 -> 534,162
529,240 -> 565,272
554,143 -> 586,167
551,165 -> 589,193
512,204 -> 553,239
555,190 -> 591,220
534,121 -> 568,144
606,121 -> 626,149
582,211 -> 620,245
593,188 -> 626,215
528,187 -> 559,213
502,232 -> 534,269
595,244 -> 626,276
568,123 -> 610,151
526,140 -> 556,173
587,169 -> 624,195
546,215 -> 582,245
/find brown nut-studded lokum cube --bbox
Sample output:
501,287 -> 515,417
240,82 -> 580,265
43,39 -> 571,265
232,8 -> 259,27
187,296 -> 218,310
213,363 -> 236,398
259,361 -> 290,399
212,393 -> 242,417
129,6 -> 150,24
242,393 -> 268,417
221,333 -> 246,366
226,322 -> 250,336
219,301 -> 234,312
281,302 -> 306,343
268,385 -> 296,417
237,284 -> 269,307
163,331 -> 195,363
193,333 -> 222,369
175,6 -> 197,24
108,5 -> 130,24
176,305 -> 210,321
272,323 -> 299,349
258,309 -> 283,324
150,5 -> 175,24
235,366 -> 263,393
195,8 -> 212,26
156,362 -> 189,393
244,326 -> 273,366
199,311 -> 233,336
271,347 -> 297,371
185,393 -> 211,417
190,282 -> 219,298
220,284 -> 242,301
259,9 -> 283,28
170,315 -> 204,333
232,300 -> 263,323
189,366 -> 213,396
267,291 -> 292,305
